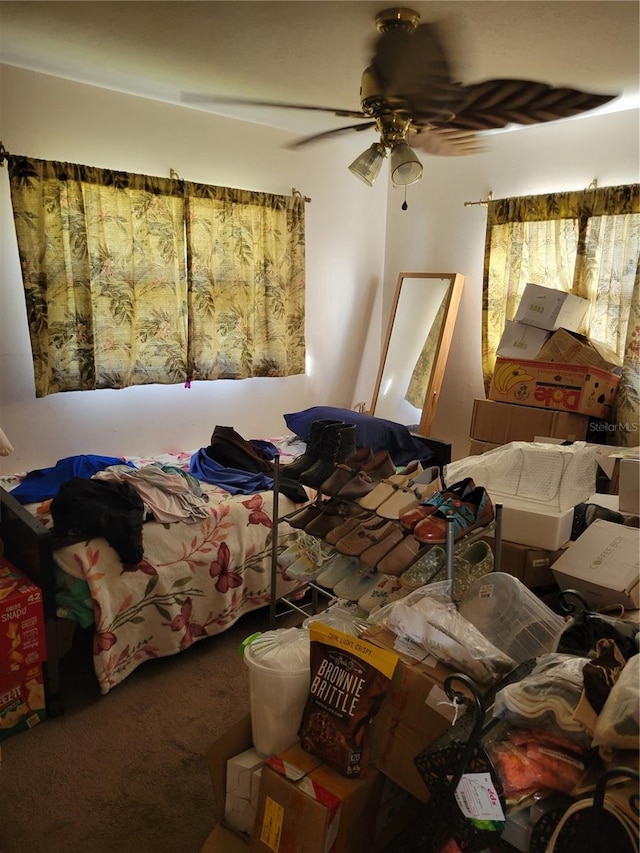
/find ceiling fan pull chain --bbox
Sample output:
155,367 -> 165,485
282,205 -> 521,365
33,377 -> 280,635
402,185 -> 408,211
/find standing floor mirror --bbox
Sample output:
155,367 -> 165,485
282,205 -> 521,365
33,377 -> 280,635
370,272 -> 465,435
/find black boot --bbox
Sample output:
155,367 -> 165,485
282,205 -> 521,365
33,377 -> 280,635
299,423 -> 357,489
284,418 -> 343,480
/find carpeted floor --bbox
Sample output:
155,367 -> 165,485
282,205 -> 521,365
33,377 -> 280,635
0,604 -> 302,853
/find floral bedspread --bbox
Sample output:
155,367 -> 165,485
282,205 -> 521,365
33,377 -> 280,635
21,439 -> 309,694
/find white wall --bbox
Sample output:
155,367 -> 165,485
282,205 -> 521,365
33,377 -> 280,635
1,65 -> 638,472
0,65 -> 389,472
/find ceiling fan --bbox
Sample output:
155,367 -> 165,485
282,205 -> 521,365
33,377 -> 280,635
183,6 -> 617,188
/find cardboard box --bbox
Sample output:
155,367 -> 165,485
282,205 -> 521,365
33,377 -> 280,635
225,748 -> 265,835
0,559 -> 47,673
470,398 -> 590,444
488,356 -> 620,419
469,439 -> 501,456
0,663 -> 46,742
490,493 -> 574,551
551,520 -> 640,608
619,458 -> 640,515
535,328 -> 622,374
250,742 -> 385,853
514,283 -> 590,333
496,320 -> 551,360
364,625 -> 476,803
204,715 -> 254,851
481,536 -> 565,588
201,824 -> 250,853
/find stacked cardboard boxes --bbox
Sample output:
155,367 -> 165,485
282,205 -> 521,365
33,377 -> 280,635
470,283 -> 623,455
202,712 -> 422,853
0,559 -> 47,742
488,283 -> 621,421
465,283 -> 625,567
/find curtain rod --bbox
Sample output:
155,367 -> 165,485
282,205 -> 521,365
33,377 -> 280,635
464,191 -> 493,208
1,149 -> 312,203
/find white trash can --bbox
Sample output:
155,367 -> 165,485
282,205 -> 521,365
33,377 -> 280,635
242,627 -> 310,757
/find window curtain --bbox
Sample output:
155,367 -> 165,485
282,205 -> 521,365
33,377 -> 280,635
185,183 -> 306,380
7,155 -> 305,397
482,184 -> 640,446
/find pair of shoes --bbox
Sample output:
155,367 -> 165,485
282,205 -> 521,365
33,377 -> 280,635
324,511 -> 375,546
334,518 -> 400,557
358,573 -> 411,615
284,418 -> 344,479
359,522 -> 405,568
375,466 -> 443,520
283,538 -> 333,581
356,460 -> 425,510
376,534 -> 423,576
303,499 -> 365,538
318,448 -> 374,496
400,477 -> 476,529
399,539 -> 494,599
278,532 -> 318,568
286,502 -> 324,530
315,554 -> 360,589
334,566 -> 379,601
298,422 -> 358,488
329,451 -> 397,500
413,486 -> 494,544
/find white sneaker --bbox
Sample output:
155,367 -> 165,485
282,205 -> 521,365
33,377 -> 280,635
315,554 -> 359,589
334,567 -> 380,601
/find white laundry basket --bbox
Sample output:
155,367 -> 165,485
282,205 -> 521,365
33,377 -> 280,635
242,627 -> 310,757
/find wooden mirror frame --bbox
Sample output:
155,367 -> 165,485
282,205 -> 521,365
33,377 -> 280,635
370,272 -> 465,435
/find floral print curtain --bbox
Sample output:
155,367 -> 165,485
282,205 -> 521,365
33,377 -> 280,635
7,155 -> 305,397
482,184 -> 640,446
185,183 -> 306,380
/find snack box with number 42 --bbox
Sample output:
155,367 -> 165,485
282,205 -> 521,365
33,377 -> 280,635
0,559 -> 47,673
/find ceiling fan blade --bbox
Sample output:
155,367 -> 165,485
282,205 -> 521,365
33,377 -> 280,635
439,79 -> 618,131
286,122 -> 377,150
409,126 -> 486,157
181,92 -> 366,120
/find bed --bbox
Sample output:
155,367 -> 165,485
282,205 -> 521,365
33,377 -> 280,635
0,437 -> 312,711
0,415 -> 450,715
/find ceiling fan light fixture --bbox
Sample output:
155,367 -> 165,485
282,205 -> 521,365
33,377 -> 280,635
390,141 -> 423,186
348,142 -> 387,186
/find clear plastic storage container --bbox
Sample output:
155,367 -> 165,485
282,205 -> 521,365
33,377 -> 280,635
458,572 -> 566,663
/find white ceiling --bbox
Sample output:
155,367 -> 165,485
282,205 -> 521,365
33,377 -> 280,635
1,1 -> 639,142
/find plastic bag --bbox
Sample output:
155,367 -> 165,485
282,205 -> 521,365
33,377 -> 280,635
557,610 -> 639,661
386,582 -> 515,683
592,654 -> 640,750
444,441 -> 598,511
493,653 -> 592,742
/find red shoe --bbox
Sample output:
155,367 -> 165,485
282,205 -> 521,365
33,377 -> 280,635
400,477 -> 476,530
413,486 -> 494,544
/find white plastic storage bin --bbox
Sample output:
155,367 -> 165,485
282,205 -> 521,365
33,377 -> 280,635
242,627 -> 310,757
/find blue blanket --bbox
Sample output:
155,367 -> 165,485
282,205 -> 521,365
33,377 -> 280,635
10,454 -> 134,504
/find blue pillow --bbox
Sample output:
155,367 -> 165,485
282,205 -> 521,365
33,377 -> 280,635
283,406 -> 435,467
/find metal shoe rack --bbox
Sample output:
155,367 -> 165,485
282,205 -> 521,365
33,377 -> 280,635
268,453 -> 507,628
267,455 -> 335,629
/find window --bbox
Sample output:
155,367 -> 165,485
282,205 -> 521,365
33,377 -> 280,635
7,156 -> 306,397
482,184 -> 640,445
